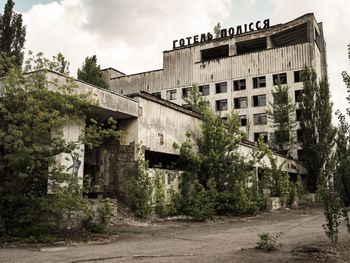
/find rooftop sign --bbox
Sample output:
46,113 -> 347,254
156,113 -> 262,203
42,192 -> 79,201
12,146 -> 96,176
172,19 -> 270,49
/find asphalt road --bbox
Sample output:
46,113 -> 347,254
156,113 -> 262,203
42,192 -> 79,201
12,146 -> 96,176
1,209 -> 348,263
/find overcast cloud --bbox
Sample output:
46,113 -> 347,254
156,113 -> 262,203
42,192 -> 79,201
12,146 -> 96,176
20,0 -> 350,122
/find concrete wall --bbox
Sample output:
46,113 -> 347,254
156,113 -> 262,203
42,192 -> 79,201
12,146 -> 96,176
132,95 -> 202,155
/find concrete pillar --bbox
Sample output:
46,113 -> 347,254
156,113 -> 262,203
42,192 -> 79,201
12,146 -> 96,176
49,120 -> 85,193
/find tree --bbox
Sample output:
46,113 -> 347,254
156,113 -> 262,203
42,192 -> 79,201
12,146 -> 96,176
77,55 -> 108,89
299,67 -> 336,192
0,0 -> 26,74
183,84 -> 208,113
0,53 -> 120,239
266,84 -> 297,156
179,87 -> 257,218
213,22 -> 221,38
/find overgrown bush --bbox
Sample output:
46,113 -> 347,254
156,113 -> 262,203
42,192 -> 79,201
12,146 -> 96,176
153,169 -> 167,217
182,179 -> 216,221
83,199 -> 113,233
128,159 -> 153,219
256,232 -> 281,252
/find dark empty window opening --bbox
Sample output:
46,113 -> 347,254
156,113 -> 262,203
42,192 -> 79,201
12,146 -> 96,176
273,73 -> 287,85
252,94 -> 266,107
234,97 -> 248,109
254,132 -> 268,143
295,90 -> 304,102
253,76 -> 266,89
240,115 -> 247,127
297,129 -> 303,142
145,150 -> 180,170
201,45 -> 229,61
152,92 -> 161,98
270,23 -> 308,48
199,85 -> 210,96
182,87 -> 190,98
233,79 -> 246,91
236,37 -> 267,55
215,82 -> 227,93
294,70 -> 303,83
216,99 -> 228,111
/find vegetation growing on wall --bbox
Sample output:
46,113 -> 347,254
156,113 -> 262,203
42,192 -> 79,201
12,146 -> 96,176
266,84 -> 297,156
0,52 -> 120,240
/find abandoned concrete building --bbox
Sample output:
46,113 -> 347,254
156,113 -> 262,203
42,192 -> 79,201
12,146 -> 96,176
103,13 -> 327,162
42,66 -> 306,201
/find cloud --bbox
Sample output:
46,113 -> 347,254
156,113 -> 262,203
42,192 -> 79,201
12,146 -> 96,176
22,0 -> 232,75
268,0 -> 350,121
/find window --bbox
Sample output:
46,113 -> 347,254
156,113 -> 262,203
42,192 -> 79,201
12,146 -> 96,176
253,76 -> 266,89
273,73 -> 287,85
215,82 -> 227,93
234,97 -> 248,109
199,85 -> 210,96
252,94 -> 266,107
201,45 -> 229,61
152,92 -> 161,98
182,87 -> 190,98
240,115 -> 247,127
253,113 -> 267,125
254,132 -> 268,143
166,89 -> 177,100
294,70 -> 303,82
295,90 -> 303,102
297,129 -> 303,142
233,79 -> 246,91
215,99 -> 228,111
296,109 -> 303,121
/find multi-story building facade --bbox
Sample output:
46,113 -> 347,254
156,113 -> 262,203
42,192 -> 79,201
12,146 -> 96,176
102,13 -> 327,160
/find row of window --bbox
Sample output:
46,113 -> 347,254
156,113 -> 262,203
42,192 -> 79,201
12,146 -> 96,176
156,71 -> 303,101
253,129 -> 304,145
216,95 -> 267,111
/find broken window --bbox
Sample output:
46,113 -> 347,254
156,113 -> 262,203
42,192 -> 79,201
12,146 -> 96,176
273,73 -> 287,85
215,82 -> 227,93
297,129 -> 303,142
152,92 -> 161,98
240,115 -> 247,127
166,89 -> 177,100
234,97 -> 248,109
253,76 -> 266,89
182,87 -> 190,98
254,132 -> 268,143
253,113 -> 267,125
199,84 -> 210,96
215,99 -> 228,111
295,90 -> 304,102
233,79 -> 246,91
201,45 -> 229,61
252,94 -> 266,107
236,37 -> 267,55
270,23 -> 308,48
294,70 -> 303,83
145,150 -> 179,169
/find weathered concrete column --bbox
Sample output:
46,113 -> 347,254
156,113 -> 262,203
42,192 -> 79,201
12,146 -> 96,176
50,120 -> 85,193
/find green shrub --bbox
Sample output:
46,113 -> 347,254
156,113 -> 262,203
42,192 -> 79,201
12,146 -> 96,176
83,199 -> 114,233
153,170 -> 167,217
256,232 -> 281,252
128,160 -> 153,219
182,179 -> 216,221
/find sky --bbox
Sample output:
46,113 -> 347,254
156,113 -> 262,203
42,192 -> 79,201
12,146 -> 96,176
1,0 -> 349,122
